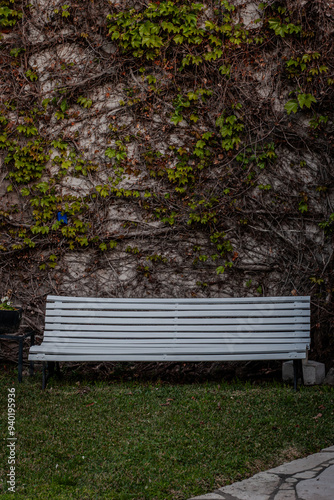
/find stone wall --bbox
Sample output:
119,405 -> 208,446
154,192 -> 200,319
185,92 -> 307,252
0,0 -> 333,358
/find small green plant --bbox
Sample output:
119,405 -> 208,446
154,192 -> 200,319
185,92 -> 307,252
216,108 -> 244,151
5,139 -> 49,183
9,47 -> 24,57
268,16 -> 301,38
285,92 -> 317,115
285,52 -> 327,80
319,213 -> 334,235
309,114 -> 328,130
0,1 -> 22,27
0,290 -> 17,310
61,4 -> 70,17
26,69 -> 38,81
77,96 -> 93,108
309,276 -> 324,285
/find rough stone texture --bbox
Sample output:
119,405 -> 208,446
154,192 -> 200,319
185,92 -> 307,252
293,471 -> 318,479
189,494 -> 225,500
282,361 -> 295,383
268,452 -> 334,475
273,491 -> 296,500
188,447 -> 334,500
296,465 -> 334,500
321,446 -> 334,452
282,360 -> 326,385
216,472 -> 280,500
239,3 -> 262,30
323,367 -> 334,386
302,360 -> 326,386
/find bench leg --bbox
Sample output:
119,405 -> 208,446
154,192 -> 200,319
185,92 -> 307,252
299,359 -> 304,386
55,361 -> 61,378
29,332 -> 35,377
293,360 -> 299,391
48,361 -> 55,377
18,338 -> 24,383
293,360 -> 305,391
42,362 -> 47,390
42,362 -> 60,389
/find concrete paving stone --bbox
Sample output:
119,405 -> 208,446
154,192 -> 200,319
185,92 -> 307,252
285,478 -> 298,483
320,445 -> 334,452
293,471 -> 318,479
283,360 -> 326,385
273,490 -> 296,500
296,465 -> 334,500
189,494 -> 225,500
323,367 -> 334,386
302,360 -> 325,385
267,452 -> 334,475
216,472 -> 280,500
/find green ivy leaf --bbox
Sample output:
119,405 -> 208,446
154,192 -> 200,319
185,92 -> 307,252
60,99 -> 68,112
174,34 -> 184,44
297,93 -> 316,109
216,265 -> 225,275
105,148 -> 116,158
171,113 -> 183,125
284,99 -> 299,115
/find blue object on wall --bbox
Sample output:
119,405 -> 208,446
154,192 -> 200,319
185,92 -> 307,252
57,212 -> 68,224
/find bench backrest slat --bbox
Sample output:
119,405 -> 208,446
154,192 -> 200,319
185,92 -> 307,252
46,302 -> 310,310
41,336 -> 310,343
46,295 -> 309,303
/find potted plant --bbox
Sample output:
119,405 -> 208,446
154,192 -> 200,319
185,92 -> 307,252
0,291 -> 23,334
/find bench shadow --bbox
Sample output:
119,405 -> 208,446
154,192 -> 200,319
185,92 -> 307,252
55,360 -> 283,385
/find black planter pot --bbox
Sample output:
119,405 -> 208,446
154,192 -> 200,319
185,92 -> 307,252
0,308 -> 23,334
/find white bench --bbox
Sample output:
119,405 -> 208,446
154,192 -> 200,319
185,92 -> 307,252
28,295 -> 311,389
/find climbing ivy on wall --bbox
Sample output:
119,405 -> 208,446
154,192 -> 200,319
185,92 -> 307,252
0,0 -> 333,350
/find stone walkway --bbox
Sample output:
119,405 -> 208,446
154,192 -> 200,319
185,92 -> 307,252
189,446 -> 334,500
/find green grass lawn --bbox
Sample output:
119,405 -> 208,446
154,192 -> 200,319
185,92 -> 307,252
1,366 -> 333,500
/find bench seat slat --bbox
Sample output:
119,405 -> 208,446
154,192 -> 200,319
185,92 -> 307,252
28,353 -> 307,362
30,343 -> 308,354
